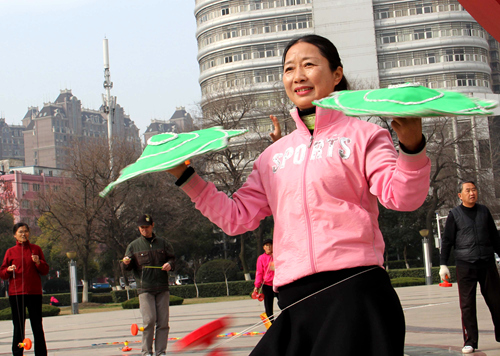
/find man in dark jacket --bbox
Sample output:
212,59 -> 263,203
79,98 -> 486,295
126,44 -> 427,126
123,214 -> 175,356
439,181 -> 500,354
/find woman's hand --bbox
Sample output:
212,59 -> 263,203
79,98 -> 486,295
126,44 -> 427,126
167,162 -> 188,179
391,117 -> 423,151
269,115 -> 282,143
122,256 -> 131,265
32,255 -> 40,265
7,265 -> 16,272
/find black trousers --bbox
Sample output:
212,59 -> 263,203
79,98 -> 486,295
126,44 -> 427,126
250,266 -> 405,356
262,284 -> 279,322
456,261 -> 500,348
9,294 -> 47,356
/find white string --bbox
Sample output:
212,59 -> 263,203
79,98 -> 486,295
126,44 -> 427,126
212,266 -> 378,350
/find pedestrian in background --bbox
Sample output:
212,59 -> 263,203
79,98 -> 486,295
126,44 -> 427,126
0,222 -> 49,356
440,181 -> 500,354
123,214 -> 175,356
254,238 -> 279,322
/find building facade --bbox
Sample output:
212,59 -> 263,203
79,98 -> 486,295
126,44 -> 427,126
22,89 -> 141,168
0,118 -> 25,163
143,106 -> 195,145
195,0 -> 500,205
0,170 -> 68,233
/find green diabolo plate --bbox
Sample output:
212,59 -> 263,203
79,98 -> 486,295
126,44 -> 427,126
313,83 -> 497,117
100,126 -> 247,197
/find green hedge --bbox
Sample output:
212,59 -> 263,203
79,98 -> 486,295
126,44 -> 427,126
91,287 -> 113,294
0,293 -> 95,308
387,266 -> 456,284
390,277 -> 425,287
90,294 -> 114,303
111,289 -> 139,303
121,295 -> 184,309
0,304 -> 60,320
169,280 -> 255,299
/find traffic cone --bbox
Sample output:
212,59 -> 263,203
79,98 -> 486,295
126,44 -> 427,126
439,277 -> 452,287
260,312 -> 272,329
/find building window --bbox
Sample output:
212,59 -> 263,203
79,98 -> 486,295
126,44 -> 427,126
22,183 -> 29,194
222,7 -> 229,15
21,200 -> 30,209
33,184 -> 41,192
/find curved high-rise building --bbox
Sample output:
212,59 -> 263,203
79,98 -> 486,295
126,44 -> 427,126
196,0 -> 494,103
195,0 -> 313,115
373,0 -> 491,93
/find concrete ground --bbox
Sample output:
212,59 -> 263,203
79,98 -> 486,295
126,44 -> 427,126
0,283 -> 499,355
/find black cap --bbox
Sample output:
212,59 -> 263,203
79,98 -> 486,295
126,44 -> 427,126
137,214 -> 153,226
263,239 -> 273,245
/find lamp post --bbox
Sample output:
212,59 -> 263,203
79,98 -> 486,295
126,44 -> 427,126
419,229 -> 432,285
66,252 -> 79,314
435,212 -> 448,251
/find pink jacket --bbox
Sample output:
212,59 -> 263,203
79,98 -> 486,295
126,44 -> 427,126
181,107 -> 431,289
255,253 -> 274,288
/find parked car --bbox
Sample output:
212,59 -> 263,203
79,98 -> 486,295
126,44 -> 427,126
175,275 -> 193,285
92,283 -> 111,289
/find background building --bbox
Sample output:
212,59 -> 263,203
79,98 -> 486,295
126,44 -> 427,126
0,170 -> 67,232
0,118 -> 25,163
195,0 -> 500,210
143,106 -> 195,145
22,89 -> 141,168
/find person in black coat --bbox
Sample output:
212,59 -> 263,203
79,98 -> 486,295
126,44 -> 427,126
440,181 -> 500,354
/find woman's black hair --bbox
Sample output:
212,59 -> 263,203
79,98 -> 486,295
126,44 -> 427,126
282,34 -> 349,91
13,222 -> 30,235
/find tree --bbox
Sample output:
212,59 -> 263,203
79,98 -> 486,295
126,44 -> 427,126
197,87 -> 275,279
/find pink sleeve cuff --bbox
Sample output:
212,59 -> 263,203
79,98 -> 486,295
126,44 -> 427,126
180,173 -> 209,200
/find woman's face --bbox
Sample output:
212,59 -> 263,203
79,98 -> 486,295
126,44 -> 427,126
14,226 -> 30,243
283,42 -> 343,110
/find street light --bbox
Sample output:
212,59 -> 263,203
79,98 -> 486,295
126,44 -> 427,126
66,252 -> 79,314
419,229 -> 432,285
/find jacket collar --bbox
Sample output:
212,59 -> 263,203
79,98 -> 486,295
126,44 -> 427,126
16,240 -> 30,247
290,106 -> 346,133
141,232 -> 156,242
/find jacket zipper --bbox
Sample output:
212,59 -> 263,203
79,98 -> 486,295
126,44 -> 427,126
303,133 -> 316,274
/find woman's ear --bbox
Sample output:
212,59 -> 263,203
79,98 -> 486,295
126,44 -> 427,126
333,66 -> 343,87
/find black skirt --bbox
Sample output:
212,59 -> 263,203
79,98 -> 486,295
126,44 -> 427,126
249,266 -> 405,356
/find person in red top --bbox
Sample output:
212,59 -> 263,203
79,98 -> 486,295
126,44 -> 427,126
0,222 -> 49,356
254,239 -> 278,323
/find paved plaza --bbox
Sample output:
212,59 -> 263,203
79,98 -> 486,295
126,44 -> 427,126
1,283 -> 499,355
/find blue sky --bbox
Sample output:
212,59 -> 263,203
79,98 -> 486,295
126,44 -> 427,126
0,0 -> 201,137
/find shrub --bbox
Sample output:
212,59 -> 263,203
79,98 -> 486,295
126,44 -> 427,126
43,279 -> 69,294
0,304 -> 60,320
390,277 -> 425,287
121,295 -> 184,309
91,287 -> 113,294
112,289 -> 139,303
90,294 -> 114,303
387,266 -> 456,284
121,297 -> 139,309
196,259 -> 239,283
41,292 -> 93,306
169,281 -> 254,299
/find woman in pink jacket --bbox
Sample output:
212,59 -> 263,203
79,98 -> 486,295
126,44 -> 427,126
169,35 -> 431,355
254,238 -> 278,323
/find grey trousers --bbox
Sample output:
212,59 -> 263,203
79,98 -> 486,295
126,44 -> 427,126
139,291 -> 170,356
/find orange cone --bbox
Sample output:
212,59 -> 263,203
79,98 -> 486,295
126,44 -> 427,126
439,277 -> 452,287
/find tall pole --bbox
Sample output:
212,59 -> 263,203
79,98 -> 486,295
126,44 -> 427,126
69,259 -> 79,314
102,38 -> 116,174
419,229 -> 432,285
